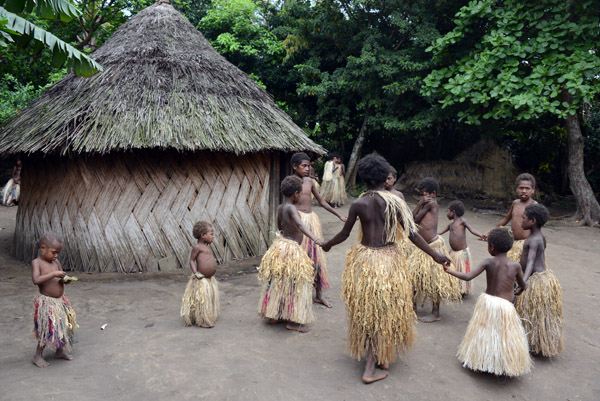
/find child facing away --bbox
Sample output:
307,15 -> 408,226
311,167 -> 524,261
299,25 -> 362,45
515,204 -> 564,357
322,153 -> 450,384
408,178 -> 461,323
180,221 -> 220,328
485,173 -> 537,262
438,200 -> 485,296
321,154 -> 347,208
32,232 -> 77,368
444,228 -> 532,377
257,175 -> 324,333
291,152 -> 346,308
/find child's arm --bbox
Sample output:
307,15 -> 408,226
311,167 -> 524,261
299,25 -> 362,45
31,259 -> 65,285
322,203 -> 359,251
413,200 -> 434,225
463,220 -> 485,240
444,258 -> 489,281
514,268 -> 528,295
522,239 -> 541,282
288,207 -> 323,245
189,245 -> 201,274
438,224 -> 450,236
312,180 -> 347,222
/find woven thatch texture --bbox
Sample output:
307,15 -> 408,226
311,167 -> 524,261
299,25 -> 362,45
0,2 -> 323,156
398,140 -> 518,200
13,151 -> 272,273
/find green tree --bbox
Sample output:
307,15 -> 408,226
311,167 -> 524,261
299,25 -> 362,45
424,0 -> 600,224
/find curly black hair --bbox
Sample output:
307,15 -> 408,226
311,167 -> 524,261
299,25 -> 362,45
417,177 -> 439,194
291,152 -> 310,168
516,173 -> 536,189
192,221 -> 212,240
39,232 -> 62,247
281,175 -> 303,197
487,228 -> 514,253
358,153 -> 391,188
524,203 -> 549,227
448,200 -> 465,217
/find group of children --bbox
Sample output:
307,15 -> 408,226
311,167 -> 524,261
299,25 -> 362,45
30,153 -> 564,384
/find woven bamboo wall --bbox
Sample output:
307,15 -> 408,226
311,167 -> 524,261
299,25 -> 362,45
13,151 -> 272,273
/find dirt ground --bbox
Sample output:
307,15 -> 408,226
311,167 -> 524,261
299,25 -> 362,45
1,199 -> 599,401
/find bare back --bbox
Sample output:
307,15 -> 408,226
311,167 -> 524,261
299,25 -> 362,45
482,255 -> 523,302
278,202 -> 305,244
352,193 -> 394,247
32,258 -> 64,298
190,243 -> 217,278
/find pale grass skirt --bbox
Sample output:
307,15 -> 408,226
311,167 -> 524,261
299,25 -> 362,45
507,239 -> 525,263
299,211 -> 329,288
180,275 -> 220,327
449,247 -> 472,294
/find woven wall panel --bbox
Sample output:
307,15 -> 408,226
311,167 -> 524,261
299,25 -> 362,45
13,151 -> 272,273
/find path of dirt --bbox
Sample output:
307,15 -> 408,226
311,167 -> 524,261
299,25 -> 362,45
0,201 -> 599,401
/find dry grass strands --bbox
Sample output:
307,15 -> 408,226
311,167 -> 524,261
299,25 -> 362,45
508,239 -> 525,263
449,248 -> 473,295
342,244 -> 417,365
257,237 -> 315,325
180,276 -> 220,327
458,293 -> 532,377
321,168 -> 347,205
515,270 -> 564,357
409,237 -> 462,304
299,211 -> 329,288
34,294 -> 77,351
357,191 -> 418,243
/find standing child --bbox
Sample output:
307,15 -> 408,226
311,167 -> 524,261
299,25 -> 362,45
438,200 -> 485,296
408,178 -> 461,322
384,166 -> 405,200
322,153 -> 450,383
515,204 -> 564,357
180,221 -> 220,328
257,175 -> 324,332
444,228 -> 532,376
291,152 -> 346,308
485,173 -> 537,263
32,233 -> 77,368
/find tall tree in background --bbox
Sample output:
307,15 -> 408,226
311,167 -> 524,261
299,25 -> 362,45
424,0 -> 600,224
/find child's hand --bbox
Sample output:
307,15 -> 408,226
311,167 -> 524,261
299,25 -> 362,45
194,272 -> 205,280
322,242 -> 332,252
55,271 -> 66,279
314,238 -> 324,247
481,231 -> 490,240
434,253 -> 451,267
339,216 -> 348,222
514,286 -> 525,296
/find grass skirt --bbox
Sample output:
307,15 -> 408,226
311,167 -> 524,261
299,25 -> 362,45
507,239 -> 525,263
321,169 -> 346,205
458,293 -> 532,377
299,211 -> 329,289
409,237 -> 462,304
257,237 -> 315,325
515,270 -> 564,356
1,178 -> 19,205
180,275 -> 220,327
449,248 -> 472,294
34,294 -> 77,351
342,244 -> 417,365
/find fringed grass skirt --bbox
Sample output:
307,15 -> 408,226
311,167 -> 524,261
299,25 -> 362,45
299,211 -> 329,289
409,237 -> 461,304
342,244 -> 417,365
257,237 -> 315,325
180,275 -> 220,327
458,293 -> 532,377
321,175 -> 346,205
449,248 -> 472,294
34,294 -> 77,351
515,270 -> 564,357
508,239 -> 525,263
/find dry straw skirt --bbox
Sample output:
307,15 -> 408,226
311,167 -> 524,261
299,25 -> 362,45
34,294 -> 77,350
409,236 -> 462,304
180,275 -> 220,327
507,239 -> 525,263
321,169 -> 346,206
449,247 -> 473,294
342,244 -> 417,365
299,211 -> 329,289
515,270 -> 564,357
257,237 -> 315,325
458,293 -> 532,377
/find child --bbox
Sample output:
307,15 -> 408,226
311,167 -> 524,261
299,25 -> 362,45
321,155 -> 346,207
408,178 -> 461,322
32,232 -> 77,368
384,166 -> 405,200
291,152 -> 346,308
444,228 -> 532,377
333,155 -> 348,206
257,175 -> 324,332
180,221 -> 220,328
322,153 -> 450,384
485,173 -> 537,263
1,159 -> 21,206
438,200 -> 484,296
515,204 -> 564,357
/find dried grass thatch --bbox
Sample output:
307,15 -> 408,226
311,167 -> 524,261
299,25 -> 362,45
398,139 -> 519,200
0,1 -> 324,156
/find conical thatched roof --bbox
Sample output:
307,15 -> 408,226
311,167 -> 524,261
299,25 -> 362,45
0,0 -> 324,156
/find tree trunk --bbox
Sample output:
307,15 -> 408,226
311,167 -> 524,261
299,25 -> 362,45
562,90 -> 600,225
345,111 -> 369,188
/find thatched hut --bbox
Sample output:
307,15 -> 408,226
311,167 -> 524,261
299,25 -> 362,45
0,0 -> 324,273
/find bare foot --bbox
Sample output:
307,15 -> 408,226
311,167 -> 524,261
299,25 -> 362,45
314,296 -> 332,308
362,369 -> 388,384
418,313 -> 441,323
200,324 -> 214,328
268,319 -> 281,325
285,323 -> 310,333
377,362 -> 389,370
54,348 -> 73,361
33,354 -> 50,368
